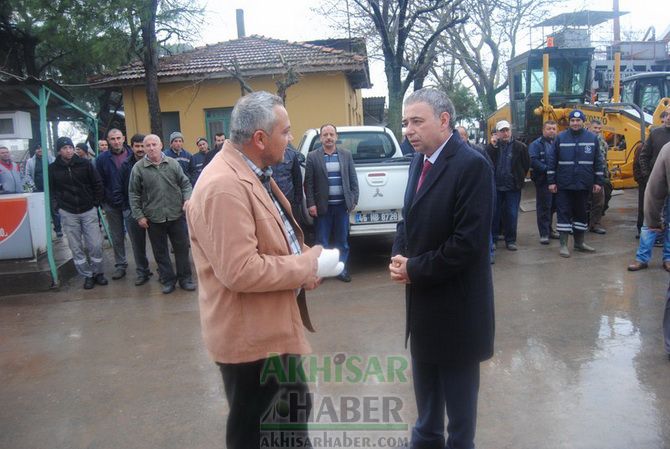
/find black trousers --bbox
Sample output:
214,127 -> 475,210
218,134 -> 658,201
218,355 -> 312,449
556,190 -> 590,234
146,216 -> 192,285
411,358 -> 480,449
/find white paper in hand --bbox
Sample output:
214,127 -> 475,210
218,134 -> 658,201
316,248 -> 345,277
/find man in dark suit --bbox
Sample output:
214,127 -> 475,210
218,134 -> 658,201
305,124 -> 359,282
390,88 -> 495,449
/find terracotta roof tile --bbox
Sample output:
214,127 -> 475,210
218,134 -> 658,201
94,35 -> 370,88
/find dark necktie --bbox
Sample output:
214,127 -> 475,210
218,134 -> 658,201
416,159 -> 432,192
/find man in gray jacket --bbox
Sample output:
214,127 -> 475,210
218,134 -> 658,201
643,141 -> 670,360
129,134 -> 195,294
305,124 -> 359,282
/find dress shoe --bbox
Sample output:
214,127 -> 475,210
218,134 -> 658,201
337,273 -> 352,282
590,227 -> 607,235
94,273 -> 108,285
506,242 -> 518,251
179,280 -> 197,291
162,283 -> 176,294
84,277 -> 95,289
539,236 -> 550,245
134,273 -> 153,286
663,261 -> 670,273
112,268 -> 126,280
627,261 -> 648,272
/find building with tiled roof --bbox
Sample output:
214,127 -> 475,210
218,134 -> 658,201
93,35 -> 371,146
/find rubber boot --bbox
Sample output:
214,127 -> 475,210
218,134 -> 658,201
574,231 -> 595,252
559,232 -> 570,258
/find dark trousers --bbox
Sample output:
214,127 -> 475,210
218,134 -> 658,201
534,181 -> 555,238
556,189 -> 589,234
492,189 -> 521,244
146,216 -> 192,285
411,358 -> 480,449
123,209 -> 151,277
218,355 -> 312,449
315,203 -> 350,274
638,181 -> 647,233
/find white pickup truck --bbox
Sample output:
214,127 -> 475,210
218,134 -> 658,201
296,126 -> 412,236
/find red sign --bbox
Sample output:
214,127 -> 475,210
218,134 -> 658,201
0,198 -> 28,243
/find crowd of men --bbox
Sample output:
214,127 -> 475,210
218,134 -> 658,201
0,131 -> 226,291
479,108 -> 670,271
1,91 -> 670,448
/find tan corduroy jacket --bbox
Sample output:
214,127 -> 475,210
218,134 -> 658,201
185,141 -> 317,364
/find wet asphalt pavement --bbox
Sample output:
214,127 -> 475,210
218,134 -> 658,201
1,189 -> 669,449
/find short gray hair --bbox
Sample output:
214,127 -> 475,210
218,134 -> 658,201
404,88 -> 456,129
230,91 -> 284,145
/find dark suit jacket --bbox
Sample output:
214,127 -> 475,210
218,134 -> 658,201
392,134 -> 495,365
304,147 -> 359,215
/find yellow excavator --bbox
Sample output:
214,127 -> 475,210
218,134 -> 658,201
487,47 -> 670,189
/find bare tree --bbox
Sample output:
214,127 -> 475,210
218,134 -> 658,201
318,0 -> 466,139
120,0 -> 205,136
435,0 -> 552,116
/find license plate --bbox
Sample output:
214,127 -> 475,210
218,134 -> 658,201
354,210 -> 399,224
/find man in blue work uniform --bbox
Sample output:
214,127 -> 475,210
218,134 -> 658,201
547,109 -> 605,258
529,120 -> 559,244
164,131 -> 196,184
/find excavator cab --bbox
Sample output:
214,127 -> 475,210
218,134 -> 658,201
621,72 -> 670,117
506,47 -> 594,143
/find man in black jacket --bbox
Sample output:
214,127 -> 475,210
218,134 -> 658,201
49,137 -> 107,289
113,133 -> 153,286
486,120 -> 530,251
390,88 -> 494,449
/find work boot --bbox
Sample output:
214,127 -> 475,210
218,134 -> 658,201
559,232 -> 570,258
573,232 -> 595,252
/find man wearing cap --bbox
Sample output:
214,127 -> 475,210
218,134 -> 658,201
191,137 -> 210,185
528,120 -> 559,244
164,131 -> 196,185
49,137 -> 107,289
96,128 -> 132,280
485,119 -> 530,251
25,144 -> 61,237
547,109 -> 605,257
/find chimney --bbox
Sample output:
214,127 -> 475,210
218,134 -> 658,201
236,9 -> 246,38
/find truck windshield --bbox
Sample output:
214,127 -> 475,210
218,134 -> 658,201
309,131 -> 397,162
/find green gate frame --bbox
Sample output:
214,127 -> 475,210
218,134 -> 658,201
20,83 -> 99,287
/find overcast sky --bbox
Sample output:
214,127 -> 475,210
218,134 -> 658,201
197,0 -> 668,99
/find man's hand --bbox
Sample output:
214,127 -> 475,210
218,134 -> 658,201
137,217 -> 149,229
548,184 -> 557,193
302,245 -> 323,290
592,184 -> 602,194
182,199 -> 189,211
308,206 -> 318,218
389,254 -> 411,284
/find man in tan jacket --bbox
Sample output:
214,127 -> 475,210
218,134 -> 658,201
185,91 -> 322,449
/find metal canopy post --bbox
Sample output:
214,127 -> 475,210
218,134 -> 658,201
20,83 -> 100,288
